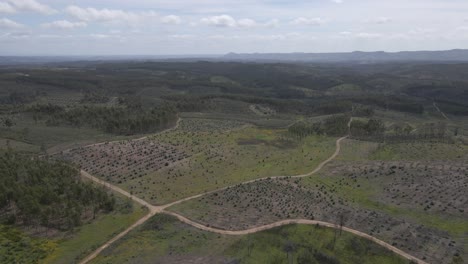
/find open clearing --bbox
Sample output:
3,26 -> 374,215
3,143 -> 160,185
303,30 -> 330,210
56,118 -> 336,205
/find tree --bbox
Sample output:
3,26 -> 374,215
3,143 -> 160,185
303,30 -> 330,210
283,240 -> 296,264
4,118 -> 14,128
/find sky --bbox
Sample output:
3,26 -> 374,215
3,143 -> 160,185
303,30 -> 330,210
0,0 -> 468,55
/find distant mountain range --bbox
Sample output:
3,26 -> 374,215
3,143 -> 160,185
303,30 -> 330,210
2,49 -> 468,65
222,49 -> 468,62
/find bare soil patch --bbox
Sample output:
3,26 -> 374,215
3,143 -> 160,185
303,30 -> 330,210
54,138 -> 190,184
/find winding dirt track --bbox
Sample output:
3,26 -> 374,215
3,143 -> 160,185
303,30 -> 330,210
164,211 -> 426,264
78,117 -> 427,264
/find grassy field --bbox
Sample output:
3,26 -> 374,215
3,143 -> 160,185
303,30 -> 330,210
117,119 -> 337,204
44,201 -> 147,264
335,139 -> 379,161
90,214 -> 407,264
0,138 -> 41,153
370,142 -> 467,160
180,112 -> 294,129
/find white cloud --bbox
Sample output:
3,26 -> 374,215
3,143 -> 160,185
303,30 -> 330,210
0,17 -> 23,29
290,17 -> 324,26
90,34 -> 111,39
0,2 -> 15,13
161,15 -> 182,25
237,18 -> 257,28
65,5 -> 157,24
1,31 -> 30,40
409,27 -> 435,36
7,0 -> 56,15
169,34 -> 193,39
201,14 -> 237,27
41,20 -> 87,30
200,15 -> 267,28
331,0 -> 343,3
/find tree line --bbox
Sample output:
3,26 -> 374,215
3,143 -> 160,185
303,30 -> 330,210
350,119 -> 386,139
29,104 -> 178,135
288,114 -> 350,139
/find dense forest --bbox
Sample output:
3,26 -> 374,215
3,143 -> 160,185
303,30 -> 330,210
0,151 -> 115,231
29,104 -> 178,135
350,119 -> 386,139
288,114 -> 350,138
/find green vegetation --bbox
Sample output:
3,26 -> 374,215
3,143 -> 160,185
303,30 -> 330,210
370,142 -> 467,160
0,225 -> 55,264
29,104 -> 177,135
350,118 -> 385,139
0,186 -> 146,264
120,122 -> 336,204
0,149 -> 149,264
226,224 -> 406,264
288,114 -> 350,138
1,60 -> 468,264
44,199 -> 147,264
90,214 -> 407,264
0,151 -> 115,230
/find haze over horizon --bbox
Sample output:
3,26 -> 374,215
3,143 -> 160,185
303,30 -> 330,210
1,0 -> 468,55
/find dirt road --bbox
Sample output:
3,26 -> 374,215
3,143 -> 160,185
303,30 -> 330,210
161,135 -> 348,209
78,117 -> 427,264
164,211 -> 426,264
433,102 -> 449,120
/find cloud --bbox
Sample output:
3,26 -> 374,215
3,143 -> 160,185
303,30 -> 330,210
330,0 -> 343,3
89,34 -> 111,39
41,20 -> 87,30
290,17 -> 324,26
7,0 -> 56,15
408,27 -> 435,36
200,15 -> 266,28
161,15 -> 182,25
169,34 -> 193,39
237,18 -> 257,28
0,17 -> 23,29
0,2 -> 15,13
201,14 -> 237,27
0,31 -> 30,40
65,5 -> 157,24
